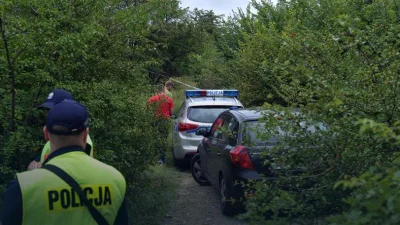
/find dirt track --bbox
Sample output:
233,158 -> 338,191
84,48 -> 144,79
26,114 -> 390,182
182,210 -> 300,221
162,168 -> 248,225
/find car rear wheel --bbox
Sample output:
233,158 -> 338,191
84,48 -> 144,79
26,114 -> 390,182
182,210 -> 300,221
190,153 -> 210,186
220,174 -> 237,216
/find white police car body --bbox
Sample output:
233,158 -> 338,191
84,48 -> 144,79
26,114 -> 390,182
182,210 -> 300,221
172,90 -> 244,164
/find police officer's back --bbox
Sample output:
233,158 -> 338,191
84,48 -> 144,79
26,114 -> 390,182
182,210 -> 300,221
0,100 -> 129,225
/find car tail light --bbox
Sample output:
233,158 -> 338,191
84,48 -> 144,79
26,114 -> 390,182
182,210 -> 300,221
229,145 -> 255,170
178,122 -> 199,132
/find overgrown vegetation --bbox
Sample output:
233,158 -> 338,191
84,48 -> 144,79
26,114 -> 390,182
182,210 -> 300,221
1,0 -> 400,224
224,0 -> 400,224
0,0 -> 197,222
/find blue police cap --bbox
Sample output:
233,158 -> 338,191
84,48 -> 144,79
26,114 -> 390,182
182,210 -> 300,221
46,100 -> 89,135
38,89 -> 74,109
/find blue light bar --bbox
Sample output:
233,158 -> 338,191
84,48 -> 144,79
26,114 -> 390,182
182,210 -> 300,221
185,89 -> 239,98
223,90 -> 239,97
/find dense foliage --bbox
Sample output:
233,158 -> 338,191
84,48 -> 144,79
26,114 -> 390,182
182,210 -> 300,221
2,0 -> 400,224
0,0 -> 210,223
217,0 -> 400,224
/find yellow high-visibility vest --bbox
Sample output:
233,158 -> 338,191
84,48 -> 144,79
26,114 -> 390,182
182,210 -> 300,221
40,135 -> 94,162
17,150 -> 125,225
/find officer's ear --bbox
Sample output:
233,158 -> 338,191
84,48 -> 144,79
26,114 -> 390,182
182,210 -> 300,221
82,128 -> 89,145
43,126 -> 50,141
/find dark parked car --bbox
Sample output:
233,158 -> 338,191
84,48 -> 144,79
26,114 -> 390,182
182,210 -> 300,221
190,108 -> 327,216
190,109 -> 276,216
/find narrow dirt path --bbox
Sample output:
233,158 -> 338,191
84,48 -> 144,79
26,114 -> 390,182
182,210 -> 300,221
162,168 -> 248,225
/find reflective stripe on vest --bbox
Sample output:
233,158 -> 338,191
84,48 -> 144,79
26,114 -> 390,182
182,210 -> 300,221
18,151 -> 126,225
40,135 -> 94,163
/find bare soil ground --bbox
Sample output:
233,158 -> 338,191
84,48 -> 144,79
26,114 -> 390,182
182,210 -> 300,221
162,168 -> 249,225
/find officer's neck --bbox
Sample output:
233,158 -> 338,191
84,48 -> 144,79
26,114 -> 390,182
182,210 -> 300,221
50,142 -> 86,153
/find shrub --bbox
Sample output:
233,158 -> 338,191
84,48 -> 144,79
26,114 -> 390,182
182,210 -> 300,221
227,0 -> 400,223
328,120 -> 400,225
0,0 -> 180,220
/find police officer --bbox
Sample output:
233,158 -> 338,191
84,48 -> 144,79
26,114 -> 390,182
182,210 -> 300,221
27,89 -> 94,170
0,100 -> 128,225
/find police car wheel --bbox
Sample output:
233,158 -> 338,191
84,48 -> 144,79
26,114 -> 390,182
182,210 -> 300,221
190,153 -> 210,186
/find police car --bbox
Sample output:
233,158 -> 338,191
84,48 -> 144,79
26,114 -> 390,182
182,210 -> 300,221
172,89 -> 244,164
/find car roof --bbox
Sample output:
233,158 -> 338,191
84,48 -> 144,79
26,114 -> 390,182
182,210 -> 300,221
229,108 -> 302,122
185,97 -> 243,107
229,109 -> 263,121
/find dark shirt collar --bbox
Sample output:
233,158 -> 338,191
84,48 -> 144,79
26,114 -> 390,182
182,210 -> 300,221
42,146 -> 84,165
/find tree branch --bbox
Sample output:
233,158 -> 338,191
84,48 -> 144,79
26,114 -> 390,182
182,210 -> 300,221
11,44 -> 29,66
387,69 -> 400,126
30,5 -> 40,17
0,17 -> 16,132
24,83 -> 46,124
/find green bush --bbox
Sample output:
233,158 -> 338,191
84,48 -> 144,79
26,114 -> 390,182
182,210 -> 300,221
229,0 -> 400,223
328,120 -> 400,225
0,0 -> 182,222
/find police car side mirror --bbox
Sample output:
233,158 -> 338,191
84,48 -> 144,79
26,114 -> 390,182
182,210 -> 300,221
196,127 -> 209,137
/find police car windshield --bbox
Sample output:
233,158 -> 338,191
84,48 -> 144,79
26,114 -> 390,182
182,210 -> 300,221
188,106 -> 233,123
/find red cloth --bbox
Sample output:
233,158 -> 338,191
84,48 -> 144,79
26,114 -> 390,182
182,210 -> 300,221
211,118 -> 223,132
148,94 -> 174,119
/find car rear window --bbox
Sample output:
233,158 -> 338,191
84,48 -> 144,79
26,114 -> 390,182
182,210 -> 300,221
244,121 -> 272,145
244,120 -> 327,145
187,106 -> 237,123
